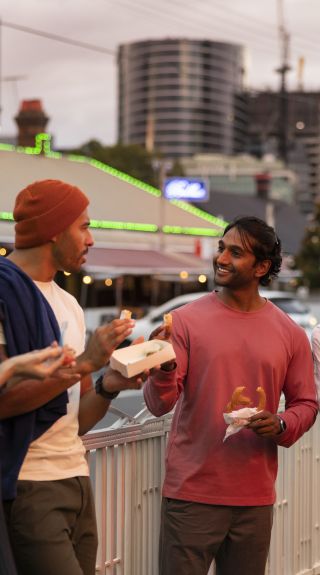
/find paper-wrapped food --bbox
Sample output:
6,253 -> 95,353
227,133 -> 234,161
223,386 -> 266,441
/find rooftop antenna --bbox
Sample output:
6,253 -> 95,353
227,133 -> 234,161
297,56 -> 305,91
0,19 -> 2,129
276,0 -> 291,163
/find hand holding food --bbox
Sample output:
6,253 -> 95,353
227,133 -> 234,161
79,318 -> 135,373
148,312 -> 173,342
246,410 -> 284,437
0,343 -> 77,387
223,386 -> 268,441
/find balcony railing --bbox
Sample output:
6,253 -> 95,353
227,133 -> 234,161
83,408 -> 320,575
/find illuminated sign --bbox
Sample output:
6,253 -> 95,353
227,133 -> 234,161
163,178 -> 209,202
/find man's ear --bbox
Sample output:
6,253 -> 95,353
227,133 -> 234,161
255,259 -> 271,279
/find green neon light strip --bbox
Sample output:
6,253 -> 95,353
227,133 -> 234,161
0,143 -> 16,152
163,226 -> 222,237
90,220 -> 158,232
170,200 -> 227,228
0,212 -> 14,221
0,213 -> 222,237
66,155 -> 161,198
0,133 -> 228,230
0,133 -> 63,159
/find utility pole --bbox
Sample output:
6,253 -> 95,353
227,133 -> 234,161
297,56 -> 305,91
0,19 -> 2,129
276,0 -> 291,164
152,158 -> 173,252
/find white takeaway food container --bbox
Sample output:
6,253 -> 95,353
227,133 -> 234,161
110,339 -> 176,378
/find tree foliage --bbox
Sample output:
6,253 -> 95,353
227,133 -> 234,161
295,204 -> 320,288
68,140 -> 184,188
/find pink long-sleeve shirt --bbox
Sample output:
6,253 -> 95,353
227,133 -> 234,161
144,292 -> 318,506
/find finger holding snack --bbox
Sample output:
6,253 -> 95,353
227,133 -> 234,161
60,344 -> 76,367
149,312 -> 173,342
163,313 -> 173,338
246,411 -> 283,437
78,317 -> 135,374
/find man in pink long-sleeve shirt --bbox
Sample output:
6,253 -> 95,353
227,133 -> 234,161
144,216 -> 317,575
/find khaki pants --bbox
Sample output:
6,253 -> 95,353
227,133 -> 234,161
159,498 -> 273,575
4,477 -> 97,575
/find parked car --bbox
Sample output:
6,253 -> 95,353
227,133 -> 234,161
260,290 -> 318,337
130,290 -> 318,342
84,307 -> 118,343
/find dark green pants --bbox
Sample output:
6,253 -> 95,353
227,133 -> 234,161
4,477 -> 97,575
159,498 -> 273,575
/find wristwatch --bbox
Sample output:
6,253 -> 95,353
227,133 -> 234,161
95,375 -> 120,401
277,416 -> 287,434
161,361 -> 177,372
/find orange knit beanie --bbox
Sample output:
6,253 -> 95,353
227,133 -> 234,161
14,179 -> 89,248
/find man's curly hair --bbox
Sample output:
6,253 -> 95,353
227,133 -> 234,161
223,216 -> 282,286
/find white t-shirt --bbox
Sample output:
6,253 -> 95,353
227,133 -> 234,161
19,280 -> 89,480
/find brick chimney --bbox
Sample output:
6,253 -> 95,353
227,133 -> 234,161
15,99 -> 49,147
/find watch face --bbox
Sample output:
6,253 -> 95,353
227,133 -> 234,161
95,376 -> 119,400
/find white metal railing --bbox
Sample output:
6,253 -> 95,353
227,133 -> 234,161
83,410 -> 320,575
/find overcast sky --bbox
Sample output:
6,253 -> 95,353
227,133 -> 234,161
1,0 -> 319,148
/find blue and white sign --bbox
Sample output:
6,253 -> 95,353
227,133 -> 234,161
163,178 -> 209,202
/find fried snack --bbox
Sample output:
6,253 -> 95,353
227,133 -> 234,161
225,386 -> 253,413
225,385 -> 267,413
145,342 -> 162,356
163,313 -> 172,336
120,309 -> 132,320
61,345 -> 76,367
256,386 -> 266,411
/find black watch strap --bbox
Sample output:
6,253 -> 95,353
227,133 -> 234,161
277,416 -> 287,433
161,361 -> 177,372
95,375 -> 120,401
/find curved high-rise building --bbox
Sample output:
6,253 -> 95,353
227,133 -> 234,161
118,38 -> 248,158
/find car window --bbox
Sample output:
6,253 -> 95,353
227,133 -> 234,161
269,298 -> 309,314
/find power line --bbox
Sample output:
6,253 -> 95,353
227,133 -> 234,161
160,0 -> 320,58
113,0 -> 279,50
118,0 -> 273,43
113,0 -> 320,69
2,20 -> 116,56
169,0 -> 278,36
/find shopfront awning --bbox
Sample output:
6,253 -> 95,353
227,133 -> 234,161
84,247 -> 211,276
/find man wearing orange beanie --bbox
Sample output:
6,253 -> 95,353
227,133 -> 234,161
0,179 -> 144,575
